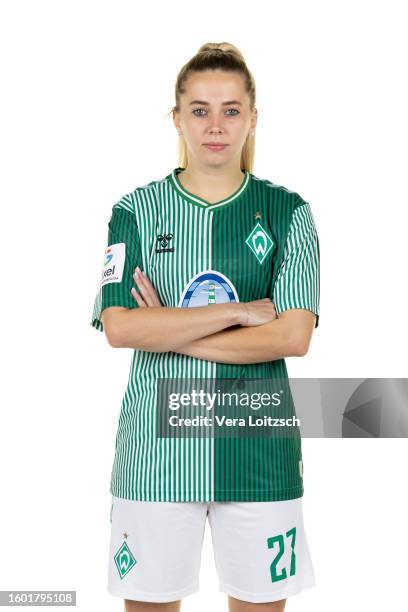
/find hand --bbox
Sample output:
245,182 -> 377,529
131,266 -> 163,307
237,298 -> 277,327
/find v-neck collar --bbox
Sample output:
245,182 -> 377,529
168,167 -> 251,210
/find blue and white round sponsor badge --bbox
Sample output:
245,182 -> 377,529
178,270 -> 239,307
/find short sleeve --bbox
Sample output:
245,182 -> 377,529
273,200 -> 320,328
90,203 -> 143,333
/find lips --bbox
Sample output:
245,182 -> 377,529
204,143 -> 228,151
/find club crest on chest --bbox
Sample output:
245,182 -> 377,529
245,220 -> 274,265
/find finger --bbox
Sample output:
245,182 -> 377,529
139,270 -> 161,306
134,268 -> 161,306
138,269 -> 162,306
133,269 -> 157,307
131,286 -> 146,307
131,286 -> 147,307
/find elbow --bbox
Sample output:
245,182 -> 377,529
101,308 -> 130,348
295,344 -> 308,357
282,331 -> 307,358
101,310 -> 165,351
104,325 -> 124,348
286,331 -> 311,357
108,334 -> 123,349
294,338 -> 311,357
105,325 -> 154,351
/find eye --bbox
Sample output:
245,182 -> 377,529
192,108 -> 240,117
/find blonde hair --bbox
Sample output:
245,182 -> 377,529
168,42 -> 257,173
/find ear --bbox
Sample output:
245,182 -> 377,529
172,108 -> 180,131
251,107 -> 258,130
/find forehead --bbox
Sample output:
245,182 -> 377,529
183,69 -> 247,101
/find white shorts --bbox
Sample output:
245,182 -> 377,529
108,496 -> 316,604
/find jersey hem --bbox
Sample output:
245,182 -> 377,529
109,487 -> 304,502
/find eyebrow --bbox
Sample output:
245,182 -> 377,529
189,100 -> 242,106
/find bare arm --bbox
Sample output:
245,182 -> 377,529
102,267 -> 315,359
173,309 -> 318,364
102,303 -> 241,351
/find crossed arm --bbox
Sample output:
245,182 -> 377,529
173,310 -> 316,363
101,267 -> 317,364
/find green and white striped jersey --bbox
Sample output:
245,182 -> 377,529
91,167 -> 320,502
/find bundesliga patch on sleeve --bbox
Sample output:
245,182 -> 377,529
100,242 -> 126,287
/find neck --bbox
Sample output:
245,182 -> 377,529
177,164 -> 245,204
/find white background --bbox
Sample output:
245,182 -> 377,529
1,0 -> 407,610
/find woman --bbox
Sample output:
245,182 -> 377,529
91,42 -> 320,612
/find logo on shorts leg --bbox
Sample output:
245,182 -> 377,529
114,541 -> 137,579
